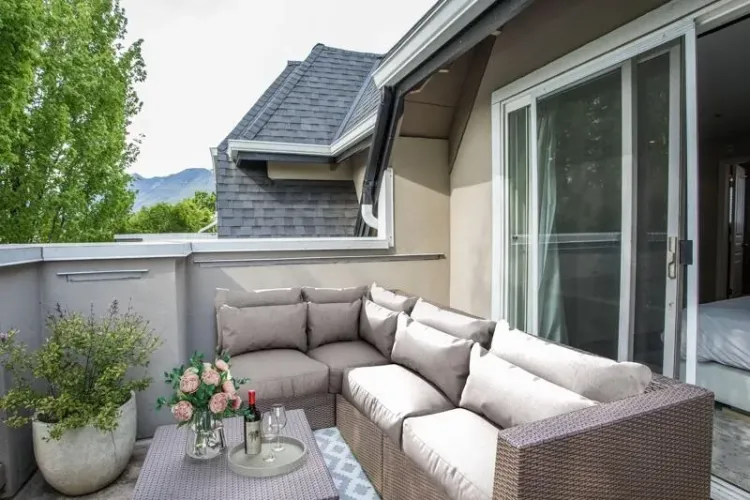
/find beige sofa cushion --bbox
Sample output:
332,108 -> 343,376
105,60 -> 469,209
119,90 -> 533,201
302,286 -> 368,304
214,287 -> 302,349
218,303 -> 308,355
359,299 -> 399,358
392,314 -> 473,405
410,298 -> 494,347
461,344 -> 596,428
342,364 -> 453,448
370,282 -> 418,313
307,300 -> 361,350
307,340 -> 389,393
490,325 -> 652,402
231,349 -> 328,400
403,409 -> 498,500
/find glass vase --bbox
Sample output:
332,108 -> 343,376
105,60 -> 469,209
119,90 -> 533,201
184,409 -> 224,460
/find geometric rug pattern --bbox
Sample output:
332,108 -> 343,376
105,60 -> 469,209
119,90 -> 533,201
314,427 -> 381,500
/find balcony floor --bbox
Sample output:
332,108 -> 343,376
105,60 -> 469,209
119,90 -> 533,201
12,427 -> 379,500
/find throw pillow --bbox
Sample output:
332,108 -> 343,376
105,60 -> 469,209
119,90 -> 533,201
370,282 -> 418,313
490,327 -> 652,402
302,286 -> 368,304
218,303 -> 308,355
307,300 -> 362,350
410,298 -> 495,347
460,344 -> 597,428
359,299 -> 400,358
391,314 -> 473,405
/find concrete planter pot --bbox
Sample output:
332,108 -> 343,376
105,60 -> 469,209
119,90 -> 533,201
32,392 -> 137,496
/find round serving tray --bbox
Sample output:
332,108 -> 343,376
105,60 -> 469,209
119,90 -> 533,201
227,437 -> 308,478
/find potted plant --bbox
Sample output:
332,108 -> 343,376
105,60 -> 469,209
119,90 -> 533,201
157,352 -> 248,460
0,301 -> 161,496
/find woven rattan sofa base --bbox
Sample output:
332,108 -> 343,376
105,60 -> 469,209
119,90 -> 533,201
382,430 -> 451,500
258,393 -> 335,430
495,380 -> 714,500
336,395 -> 384,493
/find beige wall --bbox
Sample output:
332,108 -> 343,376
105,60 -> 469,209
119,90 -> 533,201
352,151 -> 368,202
267,161 -> 353,181
449,0 -> 670,317
391,137 -> 451,256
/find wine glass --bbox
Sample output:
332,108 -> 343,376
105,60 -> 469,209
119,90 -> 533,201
261,412 -> 278,463
271,404 -> 287,452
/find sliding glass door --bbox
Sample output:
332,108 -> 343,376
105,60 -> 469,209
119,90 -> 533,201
499,43 -> 684,374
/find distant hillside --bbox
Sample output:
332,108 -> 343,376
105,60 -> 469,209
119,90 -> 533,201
131,168 -> 215,210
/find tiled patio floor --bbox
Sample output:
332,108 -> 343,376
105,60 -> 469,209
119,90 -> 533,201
12,429 -> 378,500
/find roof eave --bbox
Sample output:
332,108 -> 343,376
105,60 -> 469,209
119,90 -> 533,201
226,113 -> 377,162
373,0 -> 498,88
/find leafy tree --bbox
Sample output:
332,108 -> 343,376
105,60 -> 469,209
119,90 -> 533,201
0,0 -> 145,243
121,191 -> 216,234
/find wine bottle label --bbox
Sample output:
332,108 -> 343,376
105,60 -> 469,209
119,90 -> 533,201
244,421 -> 261,455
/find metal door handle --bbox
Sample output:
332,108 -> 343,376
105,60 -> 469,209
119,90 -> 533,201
667,236 -> 678,280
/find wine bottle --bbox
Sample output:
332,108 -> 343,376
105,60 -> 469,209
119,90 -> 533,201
244,390 -> 261,455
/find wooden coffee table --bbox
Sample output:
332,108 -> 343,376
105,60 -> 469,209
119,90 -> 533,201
133,409 -> 339,500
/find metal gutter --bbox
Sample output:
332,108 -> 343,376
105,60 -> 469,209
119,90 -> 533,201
362,0 -> 533,214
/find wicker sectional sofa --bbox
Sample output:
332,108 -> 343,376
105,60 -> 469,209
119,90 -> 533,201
215,284 -> 714,500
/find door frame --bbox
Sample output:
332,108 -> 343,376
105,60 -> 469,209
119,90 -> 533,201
490,1 -> 750,498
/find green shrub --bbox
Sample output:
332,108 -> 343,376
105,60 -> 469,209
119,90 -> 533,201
0,301 -> 162,439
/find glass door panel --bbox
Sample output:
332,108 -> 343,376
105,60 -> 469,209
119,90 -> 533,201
506,107 -> 530,331
535,70 -> 623,358
633,53 -> 672,372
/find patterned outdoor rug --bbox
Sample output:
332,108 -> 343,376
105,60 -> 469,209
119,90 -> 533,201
314,427 -> 380,500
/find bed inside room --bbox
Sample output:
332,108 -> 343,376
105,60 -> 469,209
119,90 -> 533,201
692,14 -> 750,494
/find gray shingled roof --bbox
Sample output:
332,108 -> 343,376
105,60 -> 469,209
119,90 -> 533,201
232,44 -> 381,145
215,44 -> 381,238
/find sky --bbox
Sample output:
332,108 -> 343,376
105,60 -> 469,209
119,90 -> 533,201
121,0 -> 437,178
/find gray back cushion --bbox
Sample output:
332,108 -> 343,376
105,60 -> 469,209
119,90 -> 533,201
214,288 -> 303,349
302,286 -> 368,304
307,300 -> 362,350
391,314 -> 473,405
490,323 -> 652,402
218,303 -> 308,355
359,299 -> 399,358
410,298 -> 494,347
370,282 -> 418,313
461,344 -> 596,428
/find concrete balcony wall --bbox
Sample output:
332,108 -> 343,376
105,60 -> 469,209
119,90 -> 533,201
0,262 -> 42,498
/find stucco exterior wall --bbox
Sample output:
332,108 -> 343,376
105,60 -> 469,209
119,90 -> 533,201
449,0 -> 671,317
391,138 -> 451,255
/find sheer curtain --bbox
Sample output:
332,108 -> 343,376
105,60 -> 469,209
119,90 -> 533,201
537,106 -> 568,343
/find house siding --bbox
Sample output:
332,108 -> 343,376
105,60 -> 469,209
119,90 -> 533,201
449,0 -> 671,317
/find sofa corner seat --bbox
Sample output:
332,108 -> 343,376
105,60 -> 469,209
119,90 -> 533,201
232,349 -> 329,400
308,340 -> 389,393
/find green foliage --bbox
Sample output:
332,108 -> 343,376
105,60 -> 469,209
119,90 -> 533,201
0,0 -> 145,243
121,191 -> 216,234
0,302 -> 162,440
156,351 -> 249,426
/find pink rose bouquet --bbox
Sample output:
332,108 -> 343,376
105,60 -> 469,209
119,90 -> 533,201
157,352 -> 249,426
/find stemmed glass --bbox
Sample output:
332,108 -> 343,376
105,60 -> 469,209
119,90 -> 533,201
270,404 -> 287,452
261,412 -> 278,463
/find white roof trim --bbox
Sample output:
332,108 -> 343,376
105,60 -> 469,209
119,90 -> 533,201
373,0 -> 496,88
331,114 -> 377,155
226,113 -> 377,161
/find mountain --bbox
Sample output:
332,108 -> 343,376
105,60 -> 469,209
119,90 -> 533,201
130,168 -> 215,211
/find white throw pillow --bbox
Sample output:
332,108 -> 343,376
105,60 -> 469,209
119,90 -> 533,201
460,344 -> 597,428
490,327 -> 652,402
